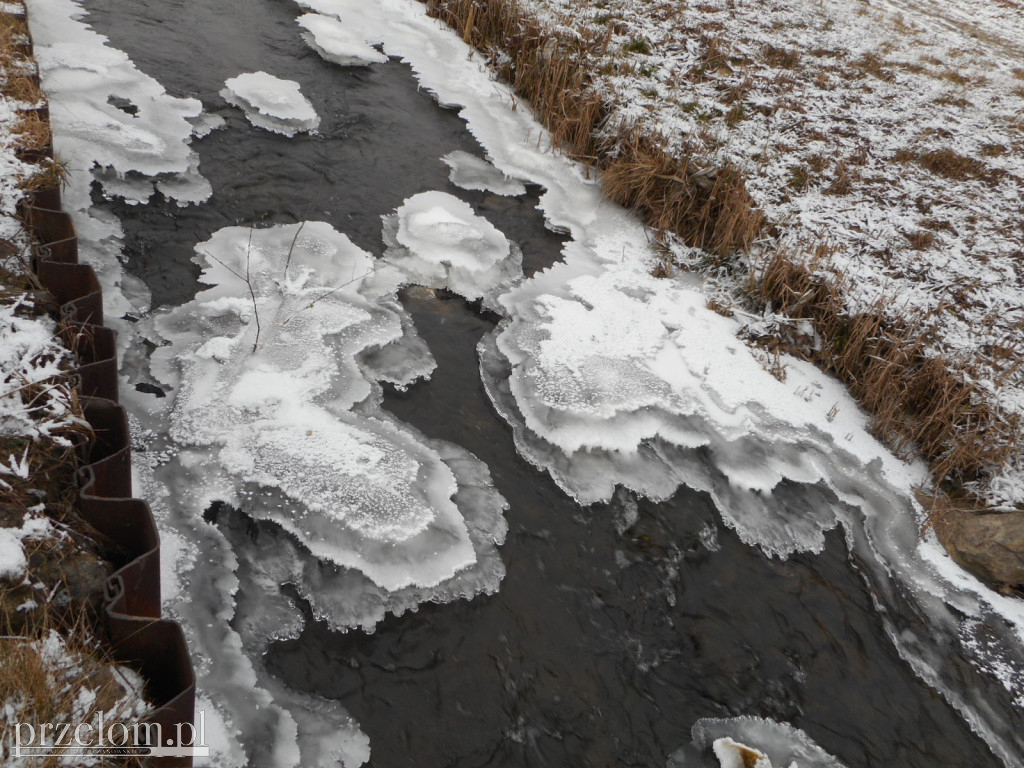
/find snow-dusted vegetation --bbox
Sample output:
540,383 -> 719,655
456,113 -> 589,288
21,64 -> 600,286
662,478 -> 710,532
1,1 -> 156,755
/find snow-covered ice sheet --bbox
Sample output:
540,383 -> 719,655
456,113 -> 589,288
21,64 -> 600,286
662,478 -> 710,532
376,190 -> 522,308
150,221 -> 503,591
442,150 -> 527,197
26,0 -> 211,326
296,13 -> 387,67
509,0 -> 1024,505
221,72 -> 320,136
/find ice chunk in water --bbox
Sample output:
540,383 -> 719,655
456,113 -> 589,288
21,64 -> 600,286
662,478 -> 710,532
151,222 -> 499,592
221,72 -> 320,136
297,13 -> 387,66
442,150 -> 527,197
219,434 -> 507,633
379,190 -> 522,307
691,717 -> 847,768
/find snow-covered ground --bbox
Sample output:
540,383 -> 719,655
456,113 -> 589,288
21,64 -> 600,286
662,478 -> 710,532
0,1 -> 155,754
498,0 -> 1024,505
0,0 -> 82,610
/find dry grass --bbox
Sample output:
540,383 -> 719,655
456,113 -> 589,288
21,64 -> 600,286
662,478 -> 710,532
905,229 -> 935,250
18,155 -> 70,192
602,134 -> 764,255
916,147 -> 993,182
0,11 -> 43,107
422,0 -> 763,255
752,247 -> 1019,486
0,607 -> 147,768
0,12 -> 31,63
12,108 -> 51,152
761,43 -> 801,69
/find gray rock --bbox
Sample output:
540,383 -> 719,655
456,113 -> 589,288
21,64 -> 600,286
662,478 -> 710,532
937,508 -> 1024,589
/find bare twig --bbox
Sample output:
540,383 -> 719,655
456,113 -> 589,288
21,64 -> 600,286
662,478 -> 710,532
196,227 -> 262,354
279,262 -> 389,327
283,220 -> 306,279
245,225 -> 261,353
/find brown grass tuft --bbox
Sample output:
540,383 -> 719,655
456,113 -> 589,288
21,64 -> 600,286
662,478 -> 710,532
601,134 -> 764,256
823,159 -> 855,195
761,44 -> 801,69
18,155 -> 70,192
905,229 -> 935,250
752,248 -> 1019,485
12,109 -> 51,152
0,608 -> 147,768
916,147 -> 991,182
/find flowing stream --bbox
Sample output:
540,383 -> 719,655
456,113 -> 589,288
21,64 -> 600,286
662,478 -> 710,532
31,0 -> 1024,765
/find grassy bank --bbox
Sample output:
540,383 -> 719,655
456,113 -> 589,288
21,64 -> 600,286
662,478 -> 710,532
418,0 -> 1024,524
1,1 -> 150,758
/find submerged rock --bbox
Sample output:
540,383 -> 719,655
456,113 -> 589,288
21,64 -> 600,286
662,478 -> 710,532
713,737 -> 773,768
938,508 -> 1024,589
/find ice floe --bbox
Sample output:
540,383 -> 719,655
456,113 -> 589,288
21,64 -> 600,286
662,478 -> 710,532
129,221 -> 507,764
296,13 -> 387,66
26,0 -> 211,325
149,222 -> 505,592
221,72 -> 320,136
378,190 -> 522,307
442,150 -> 527,197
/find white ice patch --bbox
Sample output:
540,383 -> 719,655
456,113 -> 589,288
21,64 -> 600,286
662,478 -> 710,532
188,112 -> 228,139
378,190 -> 522,308
0,527 -> 27,579
442,150 -> 527,197
296,13 -> 387,66
226,436 -> 507,633
26,0 -> 210,327
26,0 -> 209,204
481,261 -> 848,558
221,72 -> 320,136
131,221 -> 506,765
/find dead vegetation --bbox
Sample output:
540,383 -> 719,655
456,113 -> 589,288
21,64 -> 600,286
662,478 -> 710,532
422,0 -> 764,256
1,7 -> 152,755
751,246 -> 1020,487
0,605 -> 147,767
0,345 -> 148,765
2,3 -> 65,194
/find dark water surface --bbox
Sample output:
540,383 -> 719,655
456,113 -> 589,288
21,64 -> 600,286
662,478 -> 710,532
83,0 -> 1002,765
